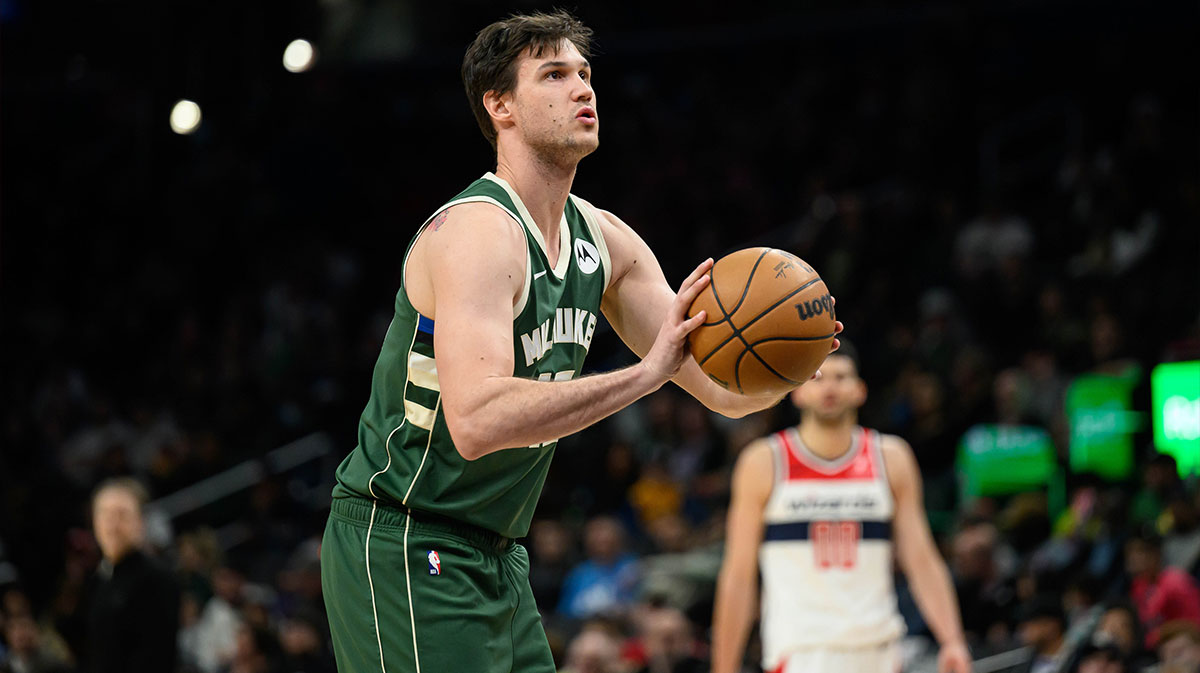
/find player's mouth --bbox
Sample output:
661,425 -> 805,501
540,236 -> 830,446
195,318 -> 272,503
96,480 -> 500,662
575,106 -> 597,125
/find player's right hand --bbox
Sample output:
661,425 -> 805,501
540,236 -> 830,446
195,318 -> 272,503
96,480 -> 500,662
640,258 -> 713,385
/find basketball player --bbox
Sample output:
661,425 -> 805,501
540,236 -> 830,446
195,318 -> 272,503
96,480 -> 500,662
320,11 -> 841,673
711,348 -> 971,673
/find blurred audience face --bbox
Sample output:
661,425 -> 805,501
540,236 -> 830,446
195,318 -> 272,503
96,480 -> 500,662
642,607 -> 693,664
566,628 -> 620,673
951,523 -> 997,580
531,520 -> 570,564
1077,651 -> 1126,673
3,613 -> 38,656
1019,616 -> 1064,654
92,484 -> 145,563
1124,539 -> 1160,578
1159,631 -> 1200,673
1095,607 -> 1138,653
584,518 -> 625,565
280,618 -> 321,656
790,354 -> 866,423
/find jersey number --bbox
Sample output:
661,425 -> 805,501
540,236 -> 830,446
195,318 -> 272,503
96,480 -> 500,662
812,521 -> 859,570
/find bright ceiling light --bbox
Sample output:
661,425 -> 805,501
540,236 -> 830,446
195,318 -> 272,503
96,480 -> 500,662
283,39 -> 316,73
170,99 -> 202,135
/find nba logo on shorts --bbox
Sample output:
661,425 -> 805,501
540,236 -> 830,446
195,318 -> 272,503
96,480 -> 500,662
427,550 -> 441,575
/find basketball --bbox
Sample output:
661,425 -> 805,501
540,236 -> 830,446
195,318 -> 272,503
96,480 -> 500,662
687,248 -> 837,396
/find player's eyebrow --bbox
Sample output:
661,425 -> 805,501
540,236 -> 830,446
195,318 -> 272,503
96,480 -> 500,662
538,60 -> 591,71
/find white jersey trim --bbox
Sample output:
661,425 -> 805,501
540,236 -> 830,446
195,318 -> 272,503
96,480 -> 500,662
483,172 -> 572,281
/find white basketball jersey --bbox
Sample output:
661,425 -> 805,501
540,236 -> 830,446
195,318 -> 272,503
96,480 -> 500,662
758,426 -> 905,670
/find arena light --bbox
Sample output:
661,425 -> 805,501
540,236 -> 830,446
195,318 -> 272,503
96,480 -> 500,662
283,39 -> 316,73
169,99 -> 202,135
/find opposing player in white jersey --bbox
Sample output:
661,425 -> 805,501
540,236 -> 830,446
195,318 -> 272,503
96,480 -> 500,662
711,348 -> 971,673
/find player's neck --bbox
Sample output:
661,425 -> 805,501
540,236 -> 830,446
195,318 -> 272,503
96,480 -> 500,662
796,415 -> 857,460
494,147 -> 577,249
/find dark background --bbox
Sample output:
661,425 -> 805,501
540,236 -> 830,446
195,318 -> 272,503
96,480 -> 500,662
2,1 -> 1198,671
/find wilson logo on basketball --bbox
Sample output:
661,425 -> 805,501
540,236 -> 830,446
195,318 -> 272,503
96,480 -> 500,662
795,293 -> 834,321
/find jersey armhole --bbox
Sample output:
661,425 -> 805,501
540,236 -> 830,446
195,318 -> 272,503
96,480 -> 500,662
403,196 -> 532,320
869,430 -> 898,513
569,194 -> 613,292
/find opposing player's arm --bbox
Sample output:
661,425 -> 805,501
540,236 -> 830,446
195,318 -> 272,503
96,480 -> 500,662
711,439 -> 773,673
883,435 -> 971,673
426,204 -> 707,459
595,209 -> 795,418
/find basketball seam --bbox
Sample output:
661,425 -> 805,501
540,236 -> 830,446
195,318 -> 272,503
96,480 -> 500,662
702,248 -> 772,327
697,276 -> 825,367
744,333 -> 838,345
733,339 -> 805,391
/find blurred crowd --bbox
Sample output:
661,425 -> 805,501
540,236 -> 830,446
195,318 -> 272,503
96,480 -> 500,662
2,1 -> 1198,672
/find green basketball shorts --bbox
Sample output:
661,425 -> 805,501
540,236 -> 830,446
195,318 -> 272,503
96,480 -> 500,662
320,497 -> 555,673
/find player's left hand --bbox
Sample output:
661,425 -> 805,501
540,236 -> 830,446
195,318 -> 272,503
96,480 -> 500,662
937,641 -> 972,673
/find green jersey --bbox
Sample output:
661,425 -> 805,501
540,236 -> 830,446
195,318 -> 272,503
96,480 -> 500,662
332,173 -> 611,538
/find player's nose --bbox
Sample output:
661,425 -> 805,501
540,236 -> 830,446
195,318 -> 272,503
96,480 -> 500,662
572,76 -> 593,101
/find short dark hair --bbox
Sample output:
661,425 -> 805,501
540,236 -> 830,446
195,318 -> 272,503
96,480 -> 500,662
827,338 -> 860,376
461,11 -> 594,150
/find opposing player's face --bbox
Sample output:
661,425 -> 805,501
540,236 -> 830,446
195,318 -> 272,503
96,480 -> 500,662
508,40 -> 598,164
791,355 -> 866,421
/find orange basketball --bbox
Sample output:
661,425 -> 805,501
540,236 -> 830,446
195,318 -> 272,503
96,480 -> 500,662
687,248 -> 836,396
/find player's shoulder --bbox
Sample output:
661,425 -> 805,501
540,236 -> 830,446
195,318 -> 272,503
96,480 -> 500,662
427,201 -> 524,251
875,432 -> 914,458
729,436 -> 775,502
874,432 -> 920,489
734,435 -> 776,476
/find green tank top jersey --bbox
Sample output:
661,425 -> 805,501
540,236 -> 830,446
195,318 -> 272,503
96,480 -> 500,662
332,173 -> 612,539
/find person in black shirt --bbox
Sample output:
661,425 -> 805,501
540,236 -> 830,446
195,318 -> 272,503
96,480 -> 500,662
85,478 -> 179,673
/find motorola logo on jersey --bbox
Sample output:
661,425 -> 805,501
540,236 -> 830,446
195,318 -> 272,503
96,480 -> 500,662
574,239 -> 600,275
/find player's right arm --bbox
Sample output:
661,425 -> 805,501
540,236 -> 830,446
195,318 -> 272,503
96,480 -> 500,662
711,439 -> 773,673
422,203 -> 711,459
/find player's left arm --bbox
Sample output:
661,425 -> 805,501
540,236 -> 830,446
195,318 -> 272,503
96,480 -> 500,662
882,434 -> 972,673
594,207 -> 835,418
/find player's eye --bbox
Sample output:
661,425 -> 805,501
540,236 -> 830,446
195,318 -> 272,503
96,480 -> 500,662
579,70 -> 590,81
546,70 -> 562,80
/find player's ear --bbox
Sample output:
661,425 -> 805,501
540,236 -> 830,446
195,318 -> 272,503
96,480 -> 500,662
853,379 -> 868,406
483,89 -> 514,130
789,385 -> 806,408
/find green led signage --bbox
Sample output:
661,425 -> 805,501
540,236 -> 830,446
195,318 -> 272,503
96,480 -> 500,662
958,424 -> 1057,497
1152,361 -> 1200,477
1066,371 -> 1143,481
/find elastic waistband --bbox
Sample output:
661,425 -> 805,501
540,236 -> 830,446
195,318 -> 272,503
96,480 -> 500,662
331,497 -> 514,552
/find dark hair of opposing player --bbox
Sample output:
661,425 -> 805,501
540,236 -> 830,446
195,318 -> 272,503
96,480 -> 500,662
91,476 -> 150,512
462,10 -> 594,150
827,338 -> 860,376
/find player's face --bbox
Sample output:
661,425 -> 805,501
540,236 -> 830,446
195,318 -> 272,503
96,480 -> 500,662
791,355 -> 866,422
507,40 -> 598,165
92,487 -> 144,562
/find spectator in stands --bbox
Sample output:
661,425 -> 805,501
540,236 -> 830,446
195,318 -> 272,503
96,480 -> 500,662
85,477 -> 179,673
528,520 -> 575,615
951,519 -> 1016,646
1163,495 -> 1200,575
1092,601 -> 1144,659
558,518 -> 640,620
1156,620 -> 1200,673
1068,641 -> 1127,673
1015,595 -> 1069,673
0,613 -> 73,673
1126,529 -> 1200,646
178,566 -> 242,673
630,606 -> 704,673
277,609 -> 334,673
562,626 -> 622,673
